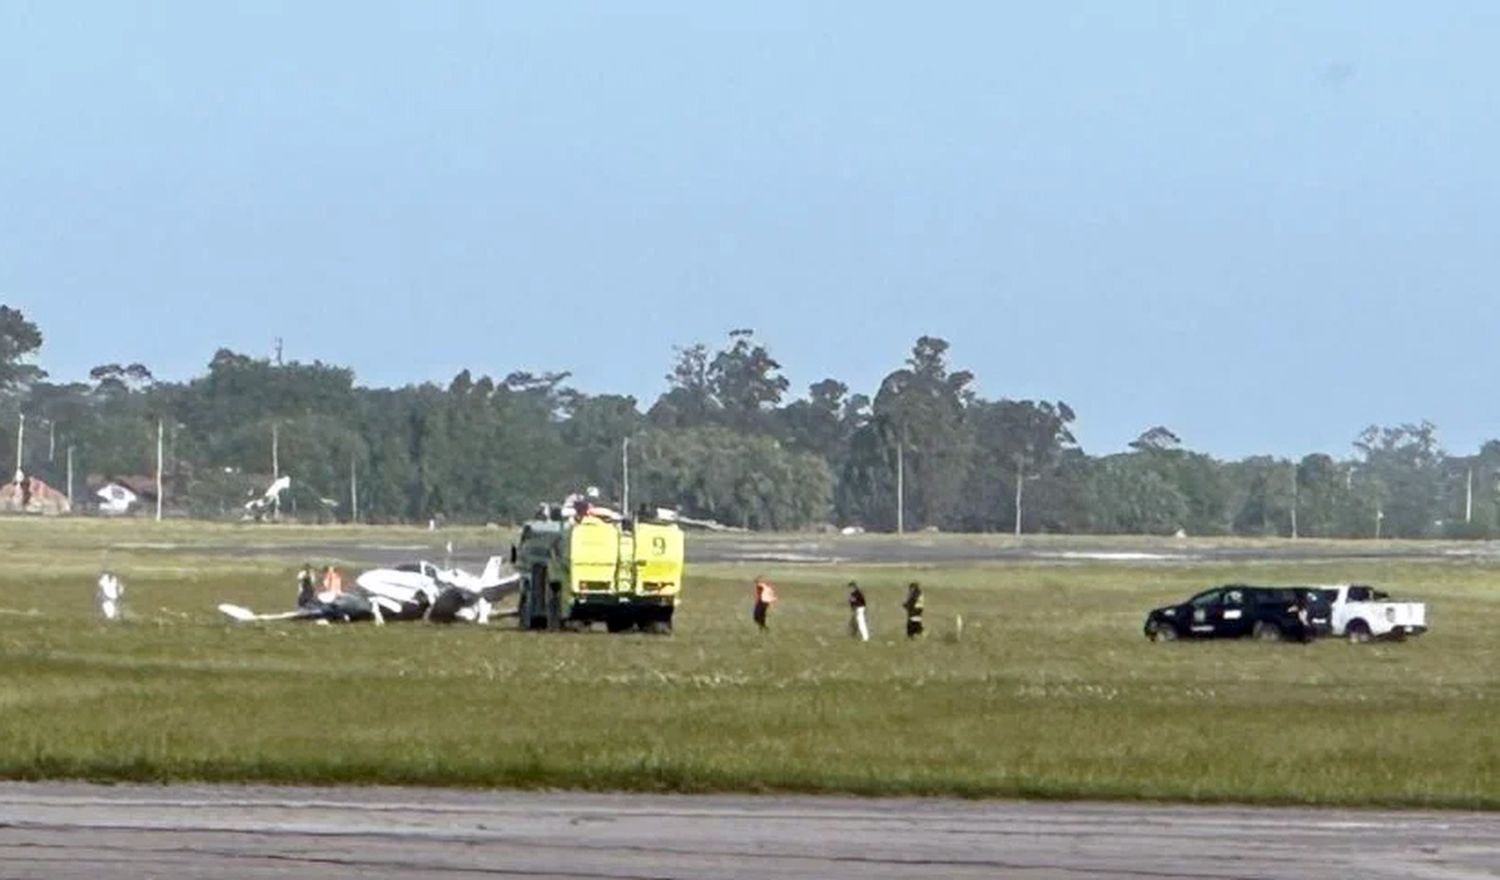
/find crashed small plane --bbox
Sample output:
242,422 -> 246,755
218,557 -> 520,625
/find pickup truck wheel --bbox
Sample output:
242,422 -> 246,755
1149,623 -> 1177,642
1252,621 -> 1282,642
1347,620 -> 1372,644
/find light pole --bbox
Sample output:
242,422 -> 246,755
13,412 -> 23,481
895,423 -> 906,535
350,449 -> 359,524
271,422 -> 280,521
621,437 -> 631,516
155,419 -> 164,522
1466,466 -> 1474,524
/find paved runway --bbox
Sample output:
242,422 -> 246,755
1,783 -> 1495,879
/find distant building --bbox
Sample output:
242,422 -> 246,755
95,482 -> 138,515
88,475 -> 161,516
0,471 -> 72,515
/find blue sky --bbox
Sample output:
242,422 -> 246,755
3,1 -> 1498,458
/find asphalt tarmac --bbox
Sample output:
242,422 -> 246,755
1,783 -> 1495,879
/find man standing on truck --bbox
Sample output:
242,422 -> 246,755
752,576 -> 777,631
848,581 -> 869,641
902,582 -> 925,638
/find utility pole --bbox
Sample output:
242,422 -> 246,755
274,337 -> 284,366
66,445 -> 74,508
155,419 -> 164,522
47,421 -> 55,462
271,422 -> 280,521
621,437 -> 631,516
1013,459 -> 1024,537
350,451 -> 359,524
1374,504 -> 1383,540
895,424 -> 906,536
1466,466 -> 1474,524
13,412 -> 23,480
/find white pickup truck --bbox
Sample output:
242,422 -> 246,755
1314,584 -> 1427,643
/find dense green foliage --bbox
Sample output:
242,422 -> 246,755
2,304 -> 1498,535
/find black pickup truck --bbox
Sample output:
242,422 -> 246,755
1143,585 -> 1332,643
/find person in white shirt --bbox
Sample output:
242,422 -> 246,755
96,571 -> 124,621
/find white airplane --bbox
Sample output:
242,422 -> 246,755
218,556 -> 520,625
242,476 -> 291,521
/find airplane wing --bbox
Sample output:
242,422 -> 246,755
355,569 -> 430,602
218,603 -> 309,622
218,593 -> 378,624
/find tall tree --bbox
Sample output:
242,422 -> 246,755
562,393 -> 642,499
0,306 -> 45,394
708,329 -> 789,431
649,343 -> 716,427
1228,456 -> 1296,536
1087,454 -> 1189,534
1354,422 -> 1443,538
847,336 -> 974,531
965,399 -> 1078,533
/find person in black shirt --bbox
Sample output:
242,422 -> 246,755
902,582 -> 924,638
847,581 -> 869,641
296,563 -> 318,608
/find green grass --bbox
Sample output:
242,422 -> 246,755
0,519 -> 1497,808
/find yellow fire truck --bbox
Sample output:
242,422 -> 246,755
513,506 -> 684,633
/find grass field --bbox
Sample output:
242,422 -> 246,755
0,518 -> 1497,808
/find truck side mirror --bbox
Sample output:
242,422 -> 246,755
510,545 -> 517,564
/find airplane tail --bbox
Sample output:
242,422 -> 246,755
479,555 -> 505,585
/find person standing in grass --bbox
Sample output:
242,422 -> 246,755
903,581 -> 925,638
752,576 -> 777,631
296,563 -> 318,607
321,564 -> 344,595
847,581 -> 869,641
96,570 -> 124,621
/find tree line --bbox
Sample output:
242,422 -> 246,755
1,305 -> 1495,537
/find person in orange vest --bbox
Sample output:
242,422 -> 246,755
321,564 -> 344,595
752,576 -> 777,631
